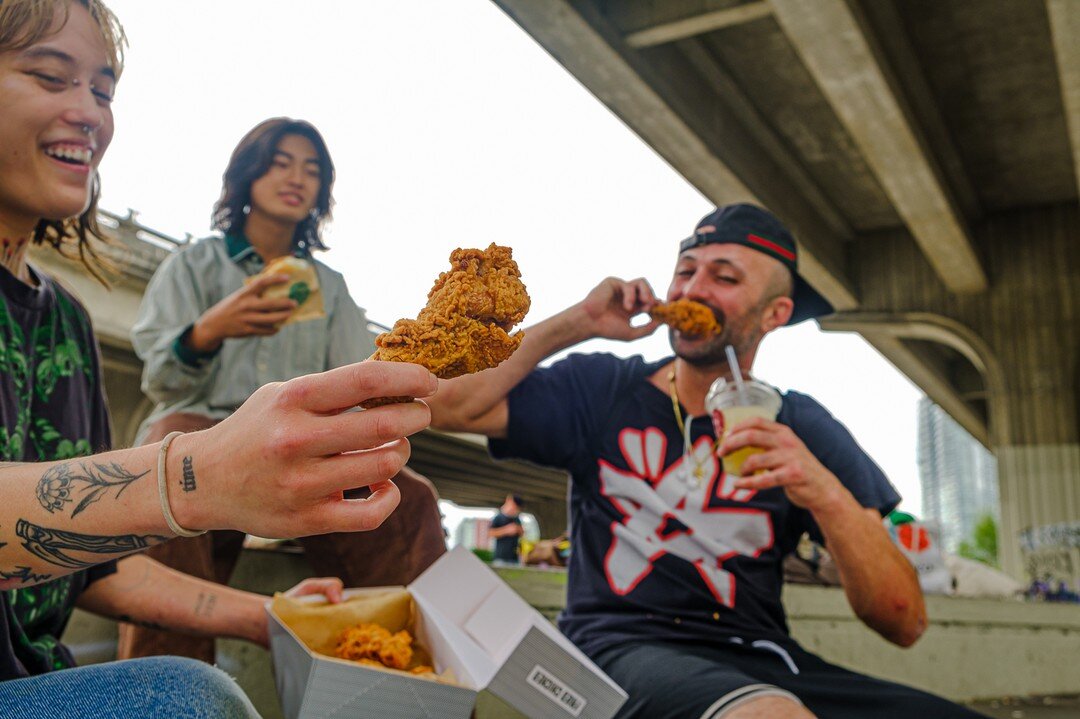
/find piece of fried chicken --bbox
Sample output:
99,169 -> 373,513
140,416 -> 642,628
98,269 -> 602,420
425,244 -> 530,332
334,622 -> 414,670
371,243 -> 530,379
650,299 -> 722,337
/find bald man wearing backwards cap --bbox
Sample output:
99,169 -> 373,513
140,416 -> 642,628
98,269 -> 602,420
426,204 -> 984,718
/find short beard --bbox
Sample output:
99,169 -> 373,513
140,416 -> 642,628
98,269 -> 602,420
670,320 -> 761,369
670,328 -> 730,367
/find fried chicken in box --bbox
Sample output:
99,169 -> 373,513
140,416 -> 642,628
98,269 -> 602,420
364,244 -> 530,406
334,622 -> 433,675
650,298 -> 722,337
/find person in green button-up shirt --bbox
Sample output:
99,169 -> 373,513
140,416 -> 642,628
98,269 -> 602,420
132,229 -> 376,432
123,118 -> 446,663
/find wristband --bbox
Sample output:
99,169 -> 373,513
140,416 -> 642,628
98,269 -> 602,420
158,431 -> 207,538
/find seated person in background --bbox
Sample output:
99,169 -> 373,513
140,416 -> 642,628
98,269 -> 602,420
426,204 -> 988,718
122,117 -> 446,662
0,1 -> 434,716
490,494 -> 525,565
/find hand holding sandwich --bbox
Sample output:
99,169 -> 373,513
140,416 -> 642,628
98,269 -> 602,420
186,272 -> 297,352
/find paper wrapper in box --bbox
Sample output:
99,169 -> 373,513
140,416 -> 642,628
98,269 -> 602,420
268,546 -> 627,719
269,589 -> 443,677
247,256 -> 326,326
269,589 -> 470,719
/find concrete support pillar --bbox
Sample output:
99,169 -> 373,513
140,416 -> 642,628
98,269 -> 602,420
978,207 -> 1079,581
528,497 -> 569,539
997,445 -> 1080,580
850,203 -> 1079,583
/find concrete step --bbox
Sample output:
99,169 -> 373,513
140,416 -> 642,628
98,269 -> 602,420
61,547 -> 1080,716
62,548 -> 533,719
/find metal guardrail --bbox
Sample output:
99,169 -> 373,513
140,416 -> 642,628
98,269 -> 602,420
94,210 -> 400,337
94,209 -> 189,283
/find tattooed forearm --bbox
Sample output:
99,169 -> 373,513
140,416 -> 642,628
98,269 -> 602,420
181,456 -> 197,492
16,519 -> 168,569
37,462 -> 151,518
0,566 -> 52,584
194,591 -> 217,618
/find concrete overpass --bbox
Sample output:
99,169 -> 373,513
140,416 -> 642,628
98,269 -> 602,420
30,211 -> 571,536
490,0 -> 1079,581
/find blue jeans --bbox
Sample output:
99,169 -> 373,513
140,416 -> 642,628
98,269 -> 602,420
0,657 -> 260,718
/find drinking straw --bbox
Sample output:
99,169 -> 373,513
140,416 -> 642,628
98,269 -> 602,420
725,345 -> 748,404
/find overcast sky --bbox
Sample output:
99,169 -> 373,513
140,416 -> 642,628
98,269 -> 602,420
99,0 -> 925,515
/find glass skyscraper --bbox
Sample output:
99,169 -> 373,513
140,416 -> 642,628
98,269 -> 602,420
916,398 -> 1000,553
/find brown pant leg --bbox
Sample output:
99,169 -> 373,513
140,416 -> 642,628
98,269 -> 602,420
115,413 -> 246,663
299,466 -> 447,587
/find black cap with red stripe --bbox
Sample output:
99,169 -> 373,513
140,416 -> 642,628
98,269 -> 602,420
679,203 -> 834,325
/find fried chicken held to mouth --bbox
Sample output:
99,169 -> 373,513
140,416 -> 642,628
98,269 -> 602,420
649,299 -> 722,338
364,244 -> 530,406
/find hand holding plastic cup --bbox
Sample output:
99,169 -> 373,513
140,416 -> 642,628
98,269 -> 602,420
706,375 -> 782,476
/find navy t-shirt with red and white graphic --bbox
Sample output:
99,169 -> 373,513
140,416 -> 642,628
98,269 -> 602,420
490,353 -> 900,659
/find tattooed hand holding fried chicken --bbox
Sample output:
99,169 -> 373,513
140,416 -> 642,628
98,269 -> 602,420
364,244 -> 530,406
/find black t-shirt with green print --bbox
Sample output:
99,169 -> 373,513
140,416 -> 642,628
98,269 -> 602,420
0,265 -> 116,679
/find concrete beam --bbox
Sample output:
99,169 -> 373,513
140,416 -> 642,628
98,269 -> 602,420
676,38 -> 853,257
855,0 -> 982,222
492,0 -> 859,312
769,0 -> 988,293
409,430 -> 568,505
1047,0 -> 1080,198
820,311 -> 1011,448
492,0 -> 751,202
623,1 -> 773,48
866,334 -> 989,447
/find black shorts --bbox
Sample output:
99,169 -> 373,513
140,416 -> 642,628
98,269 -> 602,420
591,638 -> 987,719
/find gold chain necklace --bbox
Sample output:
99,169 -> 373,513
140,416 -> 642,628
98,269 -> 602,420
668,369 -> 721,485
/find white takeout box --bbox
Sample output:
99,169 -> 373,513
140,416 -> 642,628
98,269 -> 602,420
267,545 -> 628,719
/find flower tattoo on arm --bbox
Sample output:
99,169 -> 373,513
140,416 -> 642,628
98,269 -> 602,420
37,462 -> 151,518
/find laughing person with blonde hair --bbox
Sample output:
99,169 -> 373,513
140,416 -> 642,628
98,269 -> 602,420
0,1 -> 436,716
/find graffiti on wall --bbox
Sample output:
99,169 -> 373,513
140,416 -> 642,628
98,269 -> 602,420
1019,521 -> 1080,552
